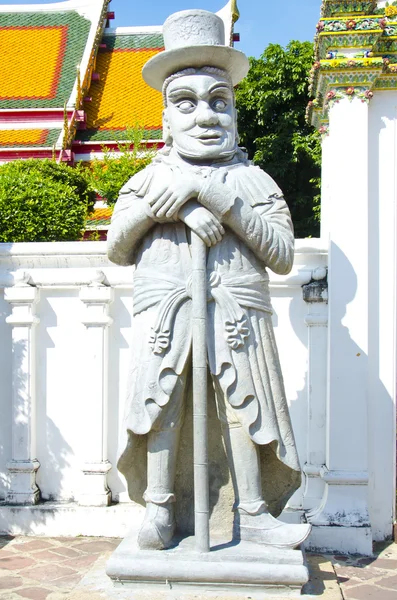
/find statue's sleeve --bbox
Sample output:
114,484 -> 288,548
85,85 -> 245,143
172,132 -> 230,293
107,167 -> 155,266
204,165 -> 294,275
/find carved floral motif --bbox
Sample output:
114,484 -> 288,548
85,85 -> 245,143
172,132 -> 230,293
309,2 -> 397,128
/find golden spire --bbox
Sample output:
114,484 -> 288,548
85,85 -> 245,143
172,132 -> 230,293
231,0 -> 240,24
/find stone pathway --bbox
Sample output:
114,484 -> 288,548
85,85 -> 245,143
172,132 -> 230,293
331,542 -> 397,600
0,535 -> 396,599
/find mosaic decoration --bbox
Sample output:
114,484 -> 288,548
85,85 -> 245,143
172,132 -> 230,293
85,206 -> 113,229
0,129 -> 61,148
321,1 -> 377,18
77,33 -> 164,143
0,12 -> 91,109
309,2 -> 397,129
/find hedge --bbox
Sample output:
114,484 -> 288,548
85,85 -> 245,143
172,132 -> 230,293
0,160 -> 95,242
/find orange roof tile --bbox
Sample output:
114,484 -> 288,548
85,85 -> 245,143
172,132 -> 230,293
79,32 -> 164,142
0,26 -> 67,101
0,129 -> 61,148
0,11 -> 91,110
86,49 -> 163,131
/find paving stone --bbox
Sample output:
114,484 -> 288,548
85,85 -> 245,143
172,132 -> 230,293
303,554 -> 343,598
0,539 -> 14,551
345,584 -> 397,599
334,555 -> 351,562
49,574 -> 83,590
334,566 -> 383,581
48,539 -> 82,545
337,576 -> 363,588
0,557 -> 36,572
357,557 -> 397,570
15,588 -> 53,600
30,552 -> 66,564
11,542 -> 53,554
72,541 -> 119,554
22,564 -> 77,583
0,576 -> 23,590
46,593 -> 70,600
61,556 -> 97,571
377,574 -> 397,589
46,548 -> 81,559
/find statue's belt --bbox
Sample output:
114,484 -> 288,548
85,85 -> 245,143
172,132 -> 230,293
133,271 -> 272,355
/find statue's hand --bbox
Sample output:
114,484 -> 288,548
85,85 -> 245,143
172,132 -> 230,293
179,201 -> 224,247
147,174 -> 203,219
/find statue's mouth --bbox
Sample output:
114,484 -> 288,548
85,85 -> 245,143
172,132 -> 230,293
194,130 -> 222,141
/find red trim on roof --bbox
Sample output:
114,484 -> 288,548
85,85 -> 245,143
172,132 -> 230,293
72,141 -> 164,154
0,148 -> 72,161
0,109 -> 73,123
101,47 -> 165,53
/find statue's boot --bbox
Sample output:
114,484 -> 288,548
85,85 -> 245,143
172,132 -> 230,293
138,501 -> 176,550
138,428 -> 179,550
234,507 -> 311,548
223,423 -> 311,549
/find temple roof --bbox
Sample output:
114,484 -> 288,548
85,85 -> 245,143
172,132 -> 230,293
0,0 -> 239,161
76,28 -> 164,147
0,0 -> 111,161
0,11 -> 90,110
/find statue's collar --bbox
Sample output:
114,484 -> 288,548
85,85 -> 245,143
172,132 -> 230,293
155,148 -> 244,172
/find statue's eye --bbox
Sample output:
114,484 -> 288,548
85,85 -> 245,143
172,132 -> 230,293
213,99 -> 227,111
177,100 -> 195,112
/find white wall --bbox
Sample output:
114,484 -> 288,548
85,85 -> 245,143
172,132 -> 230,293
0,241 -> 329,526
0,233 -> 394,554
367,92 -> 397,541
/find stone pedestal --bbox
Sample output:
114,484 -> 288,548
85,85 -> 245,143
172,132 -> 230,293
107,533 -> 309,597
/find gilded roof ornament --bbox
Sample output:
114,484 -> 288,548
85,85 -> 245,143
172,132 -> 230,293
231,0 -> 240,24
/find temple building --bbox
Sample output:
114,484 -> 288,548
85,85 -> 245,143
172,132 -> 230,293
0,0 -> 239,235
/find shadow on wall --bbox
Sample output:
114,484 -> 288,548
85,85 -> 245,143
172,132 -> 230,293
35,292 -> 73,504
0,290 -> 74,534
0,296 -> 11,500
107,292 -> 132,501
290,242 -> 395,539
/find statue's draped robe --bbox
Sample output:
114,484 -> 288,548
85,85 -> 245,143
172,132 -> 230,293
108,152 -> 301,516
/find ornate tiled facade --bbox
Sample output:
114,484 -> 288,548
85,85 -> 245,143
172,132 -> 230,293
308,0 -> 397,130
78,33 -> 164,144
0,0 -> 111,160
0,12 -> 90,109
0,0 -> 238,235
0,129 -> 61,148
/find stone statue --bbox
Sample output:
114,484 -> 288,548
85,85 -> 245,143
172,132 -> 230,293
107,9 -> 311,552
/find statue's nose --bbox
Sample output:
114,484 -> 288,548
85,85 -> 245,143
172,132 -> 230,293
196,106 -> 219,127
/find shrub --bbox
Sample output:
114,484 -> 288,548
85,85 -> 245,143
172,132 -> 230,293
88,127 -> 156,206
0,159 -> 95,242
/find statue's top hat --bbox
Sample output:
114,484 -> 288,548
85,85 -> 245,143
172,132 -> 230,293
142,9 -> 249,91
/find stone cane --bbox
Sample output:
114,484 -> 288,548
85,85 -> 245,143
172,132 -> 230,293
191,231 -> 210,553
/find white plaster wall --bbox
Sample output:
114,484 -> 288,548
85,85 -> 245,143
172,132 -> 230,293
0,241 -> 327,515
0,289 -> 12,500
368,92 -> 397,541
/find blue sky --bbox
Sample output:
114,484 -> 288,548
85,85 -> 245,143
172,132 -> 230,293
3,0 -> 321,57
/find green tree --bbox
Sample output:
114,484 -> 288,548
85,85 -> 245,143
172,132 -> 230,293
236,41 -> 321,238
0,159 -> 95,243
88,127 -> 156,206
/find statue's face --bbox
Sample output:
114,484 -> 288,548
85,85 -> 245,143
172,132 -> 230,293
164,72 -> 237,161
